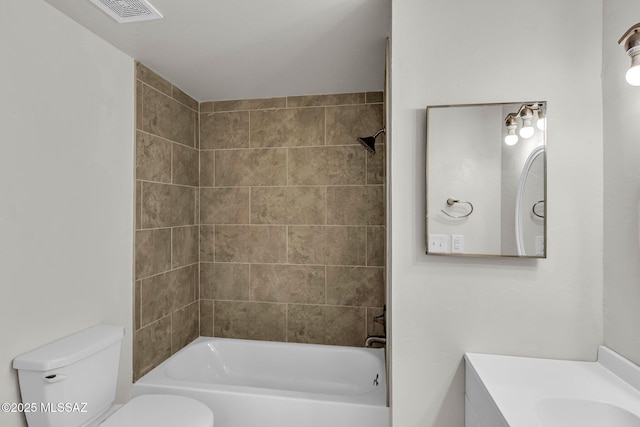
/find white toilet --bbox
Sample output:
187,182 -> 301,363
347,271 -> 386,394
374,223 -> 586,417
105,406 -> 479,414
13,324 -> 213,427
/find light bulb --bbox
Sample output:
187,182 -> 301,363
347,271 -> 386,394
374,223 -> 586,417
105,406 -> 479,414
519,126 -> 534,138
504,115 -> 518,145
620,26 -> 640,86
504,133 -> 518,145
519,107 -> 534,139
626,54 -> 640,85
536,108 -> 546,130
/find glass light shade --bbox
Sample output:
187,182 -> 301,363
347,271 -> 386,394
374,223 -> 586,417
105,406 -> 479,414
504,128 -> 518,145
626,55 -> 640,86
536,117 -> 546,131
519,124 -> 534,139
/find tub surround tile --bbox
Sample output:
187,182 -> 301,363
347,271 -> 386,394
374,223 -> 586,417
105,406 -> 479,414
326,186 -> 384,225
214,301 -> 286,341
200,300 -> 214,337
286,93 -> 365,108
251,186 -> 325,225
367,226 -> 385,267
250,264 -> 325,304
136,132 -> 171,183
172,86 -> 198,111
288,226 -> 366,266
326,266 -> 385,307
172,143 -> 199,187
215,225 -> 287,263
135,67 -> 202,381
172,301 -> 199,353
199,101 -> 215,113
288,146 -> 366,186
365,91 -> 384,104
136,62 -> 171,96
326,104 -> 383,147
200,263 -> 250,300
250,107 -> 324,148
207,97 -> 287,112
200,150 -> 215,187
134,316 -> 172,381
138,86 -> 386,364
140,182 -> 195,228
171,226 -> 199,269
195,188 -> 200,225
135,280 -> 142,331
215,148 -> 287,187
200,111 -> 249,150
136,81 -> 143,130
135,228 -> 171,279
287,305 -> 365,346
366,143 -> 385,184
200,187 -> 250,225
199,225 -> 215,262
140,265 -> 197,326
136,181 -> 142,230
142,85 -> 197,147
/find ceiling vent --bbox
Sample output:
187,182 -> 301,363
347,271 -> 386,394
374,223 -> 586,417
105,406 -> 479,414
88,0 -> 163,23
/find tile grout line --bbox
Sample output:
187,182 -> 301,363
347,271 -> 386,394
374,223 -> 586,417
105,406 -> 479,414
136,128 -> 197,151
139,80 -> 198,113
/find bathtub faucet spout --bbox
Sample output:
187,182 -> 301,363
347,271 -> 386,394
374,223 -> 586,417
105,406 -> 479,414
365,336 -> 386,347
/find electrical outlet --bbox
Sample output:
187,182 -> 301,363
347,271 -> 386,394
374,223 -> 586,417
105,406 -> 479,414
451,235 -> 464,254
536,236 -> 545,256
428,234 -> 449,254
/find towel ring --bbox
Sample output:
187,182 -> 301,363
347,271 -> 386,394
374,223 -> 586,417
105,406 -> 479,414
441,198 -> 474,219
532,200 -> 545,218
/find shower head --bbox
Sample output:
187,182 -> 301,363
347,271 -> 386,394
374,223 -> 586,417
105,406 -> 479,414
357,128 -> 385,154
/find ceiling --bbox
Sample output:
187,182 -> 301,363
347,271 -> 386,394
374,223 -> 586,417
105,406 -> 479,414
44,0 -> 390,102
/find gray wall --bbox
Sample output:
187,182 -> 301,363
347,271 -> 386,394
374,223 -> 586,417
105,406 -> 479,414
390,1 -> 604,426
0,2 -> 134,426
603,0 -> 640,365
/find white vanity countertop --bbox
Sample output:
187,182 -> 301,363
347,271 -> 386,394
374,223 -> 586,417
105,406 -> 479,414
465,347 -> 640,427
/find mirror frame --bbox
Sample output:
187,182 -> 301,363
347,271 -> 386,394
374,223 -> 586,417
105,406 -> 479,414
425,101 -> 547,258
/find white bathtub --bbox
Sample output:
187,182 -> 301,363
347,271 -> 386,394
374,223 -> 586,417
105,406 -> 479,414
133,337 -> 389,427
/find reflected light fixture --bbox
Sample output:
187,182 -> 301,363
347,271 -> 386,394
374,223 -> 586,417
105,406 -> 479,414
536,108 -> 547,131
519,107 -> 535,138
619,23 -> 640,86
504,115 -> 519,145
503,103 -> 545,145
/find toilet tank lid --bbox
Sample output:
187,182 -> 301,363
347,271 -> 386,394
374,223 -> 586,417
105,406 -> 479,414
13,325 -> 124,372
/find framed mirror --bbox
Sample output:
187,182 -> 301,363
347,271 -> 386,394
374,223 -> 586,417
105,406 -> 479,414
425,101 -> 547,258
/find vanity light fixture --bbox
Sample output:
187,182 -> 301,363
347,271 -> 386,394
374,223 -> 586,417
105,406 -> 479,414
503,103 -> 545,145
619,23 -> 640,86
519,107 -> 535,139
536,107 -> 547,131
504,115 -> 519,145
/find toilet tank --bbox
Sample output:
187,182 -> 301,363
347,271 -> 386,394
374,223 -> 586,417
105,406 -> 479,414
13,325 -> 124,427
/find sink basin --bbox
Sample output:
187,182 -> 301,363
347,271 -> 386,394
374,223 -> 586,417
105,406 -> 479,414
536,398 -> 640,427
465,347 -> 640,427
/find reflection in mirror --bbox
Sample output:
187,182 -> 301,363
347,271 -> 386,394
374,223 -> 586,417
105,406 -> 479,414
426,102 -> 546,258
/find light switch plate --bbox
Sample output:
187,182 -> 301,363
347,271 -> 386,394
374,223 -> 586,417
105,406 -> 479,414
428,234 -> 449,254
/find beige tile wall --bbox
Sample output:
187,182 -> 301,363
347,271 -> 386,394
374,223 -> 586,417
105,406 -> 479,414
133,61 -> 386,380
134,62 -> 199,380
199,92 -> 386,346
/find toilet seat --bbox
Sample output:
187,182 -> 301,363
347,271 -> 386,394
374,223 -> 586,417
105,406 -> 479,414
100,394 -> 213,427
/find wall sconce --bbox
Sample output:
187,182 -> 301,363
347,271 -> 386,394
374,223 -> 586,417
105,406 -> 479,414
619,23 -> 640,86
503,103 -> 545,145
